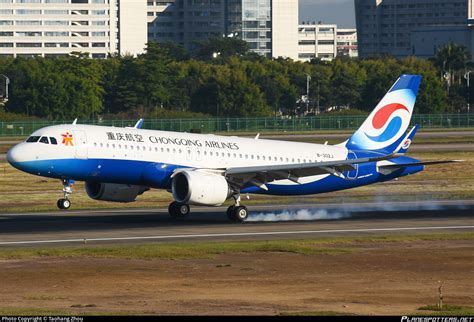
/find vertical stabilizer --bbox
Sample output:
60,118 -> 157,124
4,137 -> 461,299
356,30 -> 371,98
345,74 -> 422,153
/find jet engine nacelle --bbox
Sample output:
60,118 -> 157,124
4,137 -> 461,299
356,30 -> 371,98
85,182 -> 149,203
172,170 -> 232,206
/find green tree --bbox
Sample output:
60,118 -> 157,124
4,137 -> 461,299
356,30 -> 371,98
400,57 -> 448,113
193,37 -> 250,61
330,58 -> 367,109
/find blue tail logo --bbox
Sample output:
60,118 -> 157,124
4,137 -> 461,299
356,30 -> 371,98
346,74 -> 422,153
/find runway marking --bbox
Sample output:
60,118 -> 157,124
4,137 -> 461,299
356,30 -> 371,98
0,225 -> 472,246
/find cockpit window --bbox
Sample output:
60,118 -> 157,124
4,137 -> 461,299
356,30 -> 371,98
26,136 -> 40,143
39,136 -> 49,144
50,137 -> 58,145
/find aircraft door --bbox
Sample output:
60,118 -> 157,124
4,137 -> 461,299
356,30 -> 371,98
73,130 -> 88,159
344,151 -> 358,180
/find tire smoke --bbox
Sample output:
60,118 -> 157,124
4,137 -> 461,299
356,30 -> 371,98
247,208 -> 351,222
246,200 -> 469,222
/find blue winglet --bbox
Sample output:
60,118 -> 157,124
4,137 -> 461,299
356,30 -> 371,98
134,119 -> 144,129
397,124 -> 419,154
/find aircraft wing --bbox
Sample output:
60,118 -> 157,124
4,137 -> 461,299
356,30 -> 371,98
224,153 -> 398,190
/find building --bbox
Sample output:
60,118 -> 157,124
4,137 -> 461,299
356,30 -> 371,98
297,23 -> 357,62
337,28 -> 358,58
0,0 -> 147,58
147,0 -> 299,59
355,0 -> 470,58
0,0 -> 297,59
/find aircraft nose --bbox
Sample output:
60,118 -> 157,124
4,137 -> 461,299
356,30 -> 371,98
7,143 -> 28,166
7,145 -> 19,165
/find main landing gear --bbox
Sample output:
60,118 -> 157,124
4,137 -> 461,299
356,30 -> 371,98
57,179 -> 73,210
167,195 -> 249,223
226,195 -> 249,223
168,201 -> 190,219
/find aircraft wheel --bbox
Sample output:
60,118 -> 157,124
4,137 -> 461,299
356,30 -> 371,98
57,198 -> 71,210
226,205 -> 237,222
169,201 -> 190,219
231,206 -> 249,223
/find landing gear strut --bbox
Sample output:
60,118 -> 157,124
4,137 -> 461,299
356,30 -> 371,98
227,194 -> 249,223
168,201 -> 190,219
57,179 -> 73,210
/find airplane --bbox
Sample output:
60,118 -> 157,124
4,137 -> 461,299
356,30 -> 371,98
7,74 -> 460,222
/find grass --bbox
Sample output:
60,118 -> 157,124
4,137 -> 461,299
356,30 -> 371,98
0,307 -> 136,316
0,232 -> 472,260
416,304 -> 474,316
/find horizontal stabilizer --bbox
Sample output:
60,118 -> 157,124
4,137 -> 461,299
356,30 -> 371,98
377,160 -> 462,175
379,160 -> 463,169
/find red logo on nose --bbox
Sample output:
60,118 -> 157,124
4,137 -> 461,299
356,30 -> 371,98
61,132 -> 74,146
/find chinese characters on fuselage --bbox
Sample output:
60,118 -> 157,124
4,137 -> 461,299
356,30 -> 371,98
106,132 -> 239,150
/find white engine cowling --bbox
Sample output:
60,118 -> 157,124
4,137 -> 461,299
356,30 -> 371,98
85,182 -> 149,203
172,170 -> 232,206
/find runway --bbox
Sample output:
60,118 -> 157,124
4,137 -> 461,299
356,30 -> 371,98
0,200 -> 472,247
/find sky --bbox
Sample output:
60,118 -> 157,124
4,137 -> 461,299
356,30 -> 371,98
299,0 -> 356,28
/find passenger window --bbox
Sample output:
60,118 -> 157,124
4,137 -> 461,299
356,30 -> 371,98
39,137 -> 49,144
94,143 -> 97,147
100,143 -> 103,148
26,136 -> 40,143
263,156 -> 266,161
50,137 -> 58,145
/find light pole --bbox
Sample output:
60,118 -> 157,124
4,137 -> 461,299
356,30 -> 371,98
0,74 -> 9,101
305,73 -> 311,114
464,70 -> 471,113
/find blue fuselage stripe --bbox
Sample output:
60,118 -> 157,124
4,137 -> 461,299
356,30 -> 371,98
10,156 -> 424,196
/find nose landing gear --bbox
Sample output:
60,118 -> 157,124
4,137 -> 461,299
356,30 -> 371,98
57,179 -> 74,210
